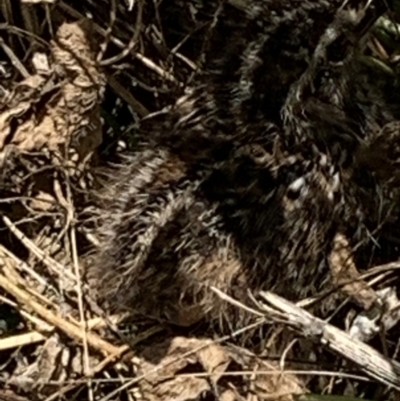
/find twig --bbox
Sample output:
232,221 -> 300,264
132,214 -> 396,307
0,331 -> 47,351
43,325 -> 163,401
259,291 -> 400,390
58,1 -> 178,83
2,215 -> 75,284
0,37 -> 30,78
107,75 -> 149,117
0,244 -> 52,289
0,272 -> 121,356
71,224 -> 93,400
0,310 -> 129,353
96,0 -> 117,62
99,0 -> 143,66
97,320 -> 265,401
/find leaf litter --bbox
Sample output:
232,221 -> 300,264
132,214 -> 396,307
0,2 -> 400,401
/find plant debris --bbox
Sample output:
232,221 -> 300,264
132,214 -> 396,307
1,1 -> 400,401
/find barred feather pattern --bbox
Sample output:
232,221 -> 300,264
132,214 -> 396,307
92,0 -> 400,329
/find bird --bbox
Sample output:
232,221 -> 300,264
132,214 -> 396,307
91,0 -> 400,332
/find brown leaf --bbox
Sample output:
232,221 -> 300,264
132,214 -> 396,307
329,233 -> 377,310
29,191 -> 55,212
138,336 -> 230,401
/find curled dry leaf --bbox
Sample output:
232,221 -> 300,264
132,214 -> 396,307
0,74 -> 48,150
137,336 -> 304,401
0,20 -> 105,164
252,363 -> 305,401
329,233 -> 378,310
138,336 -> 230,401
10,333 -> 66,394
50,20 -> 105,159
0,19 -> 105,263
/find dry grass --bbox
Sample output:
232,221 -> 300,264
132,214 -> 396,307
1,1 -> 400,400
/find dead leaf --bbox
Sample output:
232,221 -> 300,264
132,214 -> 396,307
29,191 -> 55,212
10,333 -> 66,394
0,20 -> 104,160
138,336 -> 230,401
329,233 -> 377,310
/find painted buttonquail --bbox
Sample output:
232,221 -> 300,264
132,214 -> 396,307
92,0 -> 400,330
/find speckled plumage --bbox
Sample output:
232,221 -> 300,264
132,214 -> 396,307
92,0 -> 400,329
